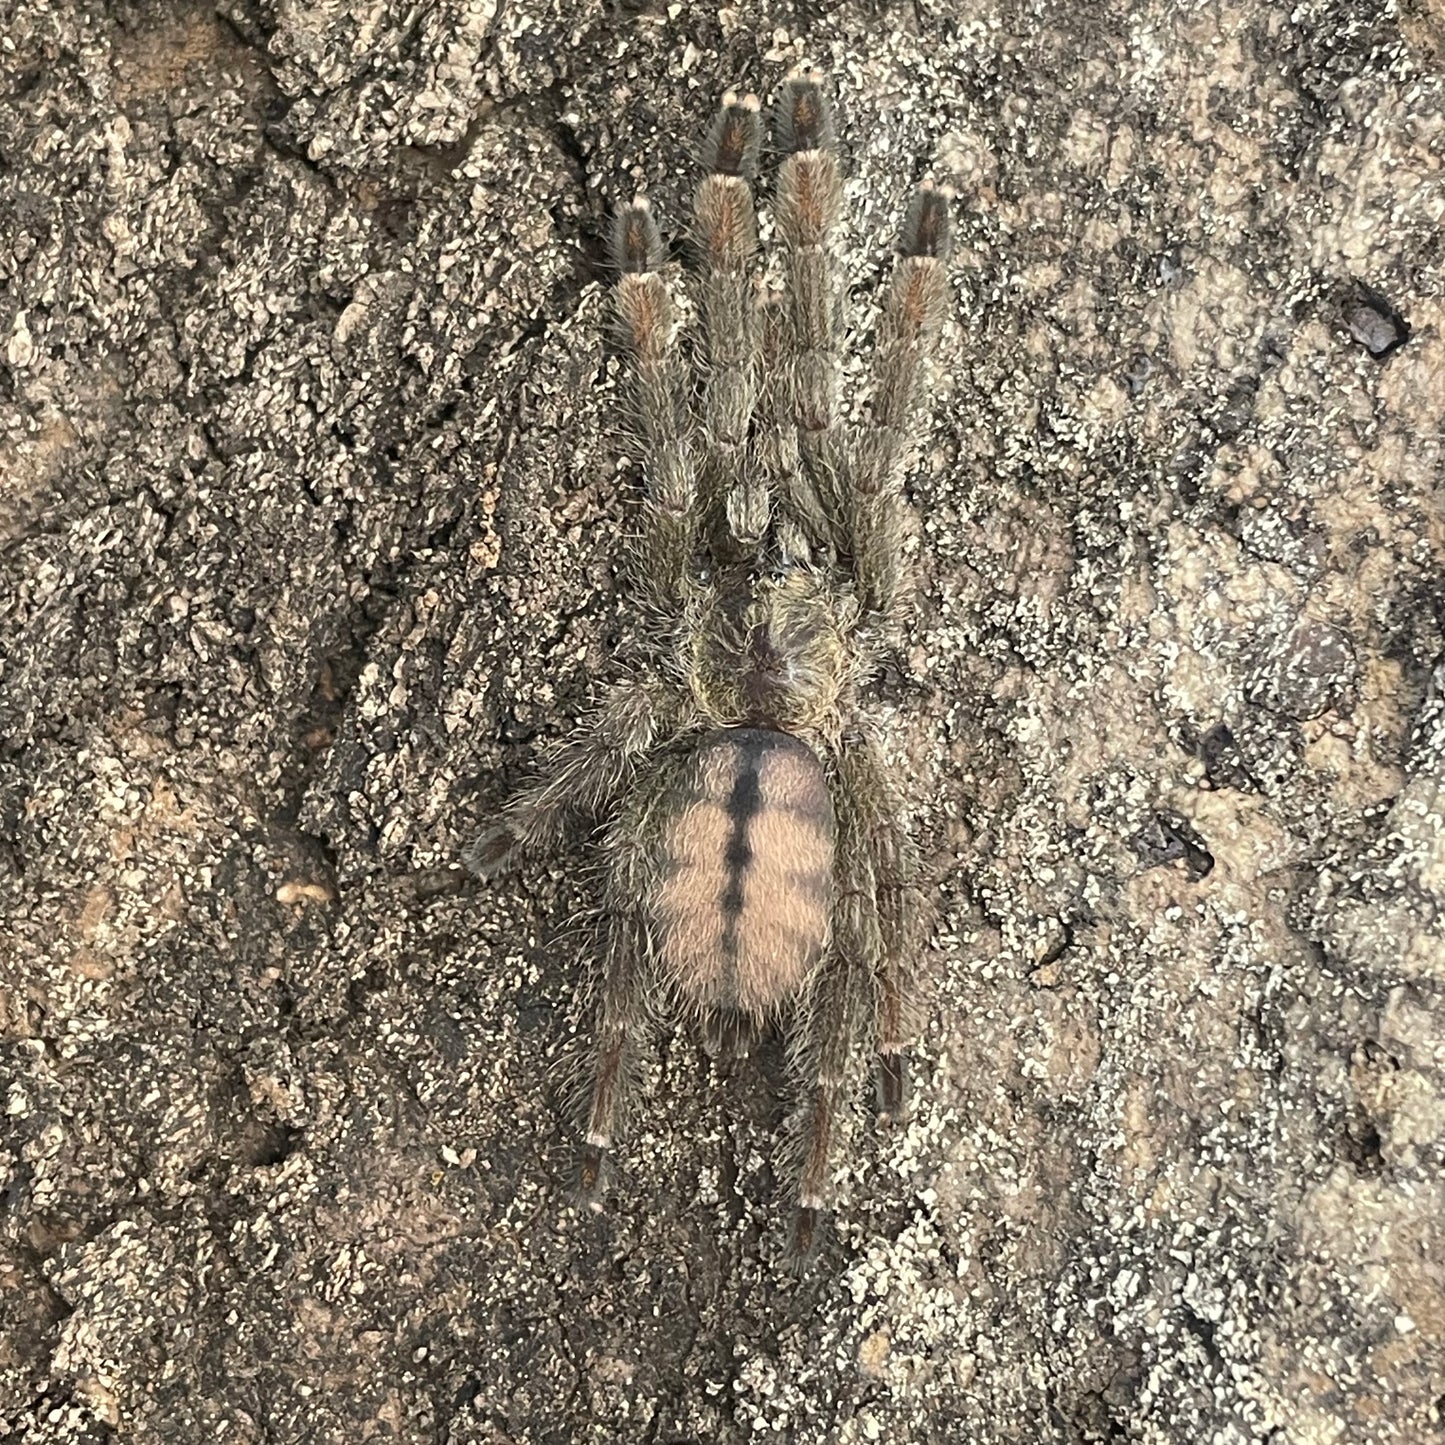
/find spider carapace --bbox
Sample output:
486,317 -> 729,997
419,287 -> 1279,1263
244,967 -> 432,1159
471,71 -> 950,1260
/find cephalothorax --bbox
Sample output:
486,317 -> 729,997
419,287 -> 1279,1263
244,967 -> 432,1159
471,72 -> 950,1257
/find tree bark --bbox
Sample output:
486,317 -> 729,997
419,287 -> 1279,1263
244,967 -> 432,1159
1,1 -> 1441,1440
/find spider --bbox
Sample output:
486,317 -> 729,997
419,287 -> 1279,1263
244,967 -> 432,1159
470,71 -> 951,1258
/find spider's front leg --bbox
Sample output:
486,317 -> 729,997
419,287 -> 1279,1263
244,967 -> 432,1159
694,91 -> 770,545
772,70 -> 849,547
465,677 -> 675,876
850,180 -> 952,622
610,198 -> 699,614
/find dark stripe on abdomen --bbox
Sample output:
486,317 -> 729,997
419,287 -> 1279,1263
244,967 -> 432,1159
654,727 -> 834,1019
720,734 -> 766,953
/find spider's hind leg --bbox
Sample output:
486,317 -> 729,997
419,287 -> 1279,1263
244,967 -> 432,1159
577,902 -> 656,1210
786,877 -> 879,1263
575,773 -> 679,1211
840,734 -> 924,1124
784,795 -> 882,1259
784,732 -> 922,1260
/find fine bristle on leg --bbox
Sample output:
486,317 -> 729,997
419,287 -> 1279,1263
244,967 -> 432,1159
610,198 -> 699,609
694,93 -> 765,540
465,678 -> 677,875
578,904 -> 654,1211
849,179 -> 953,620
772,72 -> 847,520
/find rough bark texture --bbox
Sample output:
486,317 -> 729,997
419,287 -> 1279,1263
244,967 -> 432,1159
2,1 -> 1442,1441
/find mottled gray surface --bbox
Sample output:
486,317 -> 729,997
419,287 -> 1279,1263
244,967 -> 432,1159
1,0 -> 1442,1441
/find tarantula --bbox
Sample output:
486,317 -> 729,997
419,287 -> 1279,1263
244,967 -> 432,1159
470,72 -> 950,1257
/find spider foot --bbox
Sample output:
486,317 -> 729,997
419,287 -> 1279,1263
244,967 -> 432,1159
703,90 -> 762,179
701,1006 -> 760,1063
776,67 -> 835,154
877,1051 -> 909,1125
579,1140 -> 610,1213
785,1203 -> 828,1271
900,178 -> 954,260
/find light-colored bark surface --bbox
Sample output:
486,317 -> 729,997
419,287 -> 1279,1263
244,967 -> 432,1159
2,1 -> 1442,1440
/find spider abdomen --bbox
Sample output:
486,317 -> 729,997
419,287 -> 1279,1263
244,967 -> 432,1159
653,728 -> 835,1020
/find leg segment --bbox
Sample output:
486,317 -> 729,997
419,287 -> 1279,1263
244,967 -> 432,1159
837,732 -> 922,1122
694,93 -> 767,543
849,181 -> 952,621
786,730 -> 921,1258
576,770 -> 677,1207
610,199 -> 698,610
577,902 -> 654,1208
756,287 -> 833,551
788,842 -> 880,1259
465,677 -> 678,875
773,70 -> 849,537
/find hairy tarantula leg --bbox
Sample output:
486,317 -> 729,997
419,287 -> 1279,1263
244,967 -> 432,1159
756,288 -> 832,549
579,881 -> 656,1209
579,928 -> 642,1207
788,885 -> 879,1262
773,69 -> 848,520
464,677 -> 673,876
787,732 -> 921,1258
851,180 -> 953,620
610,198 -> 698,609
694,92 -> 767,542
838,732 -> 923,1123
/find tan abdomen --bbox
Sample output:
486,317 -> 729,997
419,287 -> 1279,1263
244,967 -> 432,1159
652,729 -> 835,1020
